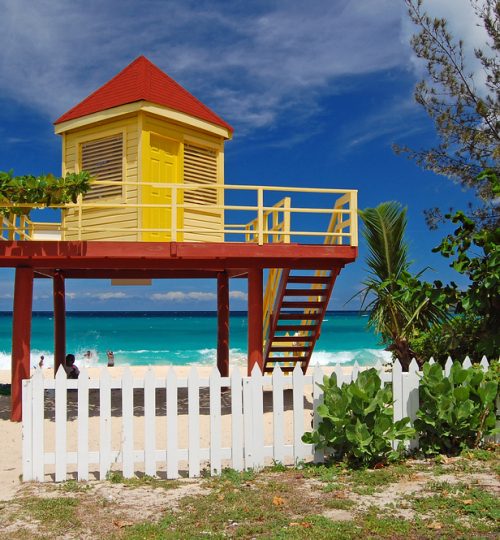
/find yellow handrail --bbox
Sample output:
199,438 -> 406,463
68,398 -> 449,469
1,182 -> 358,246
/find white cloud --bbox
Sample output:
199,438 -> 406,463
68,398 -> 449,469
229,290 -> 247,301
0,0 -> 408,132
401,0 -> 492,91
92,292 -> 129,300
151,291 -> 216,302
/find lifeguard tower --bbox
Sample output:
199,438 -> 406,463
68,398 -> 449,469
1,56 -> 358,421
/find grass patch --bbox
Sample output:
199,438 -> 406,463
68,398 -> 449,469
106,471 -> 181,490
22,496 -> 80,527
60,480 -> 91,493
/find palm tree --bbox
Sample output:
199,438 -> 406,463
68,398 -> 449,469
359,202 -> 447,370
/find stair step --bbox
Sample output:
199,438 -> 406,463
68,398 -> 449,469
271,335 -> 313,343
269,346 -> 311,353
281,301 -> 325,309
264,365 -> 304,373
284,289 -> 328,296
276,324 -> 318,332
279,313 -> 323,320
264,357 -> 307,365
287,276 -> 331,284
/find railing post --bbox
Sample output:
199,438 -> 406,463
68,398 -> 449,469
283,197 -> 291,244
77,194 -> 83,241
171,186 -> 177,241
350,190 -> 358,247
257,188 -> 264,245
8,212 -> 15,241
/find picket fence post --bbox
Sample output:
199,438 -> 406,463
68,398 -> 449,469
230,368 -> 244,471
272,366 -> 286,464
166,368 -> 178,479
312,364 -> 324,464
122,367 -> 134,478
55,367 -> 67,482
188,366 -> 200,477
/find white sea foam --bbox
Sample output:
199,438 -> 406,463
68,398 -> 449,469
0,347 -> 392,371
311,348 -> 392,366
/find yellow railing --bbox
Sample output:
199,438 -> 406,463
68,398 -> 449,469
1,181 -> 358,246
1,213 -> 34,241
261,190 -> 358,346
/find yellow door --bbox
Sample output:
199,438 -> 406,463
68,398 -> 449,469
143,134 -> 179,241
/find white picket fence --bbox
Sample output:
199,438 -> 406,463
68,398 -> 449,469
22,357 -> 493,482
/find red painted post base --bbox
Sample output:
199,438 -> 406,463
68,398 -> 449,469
247,268 -> 263,375
11,267 -> 34,422
217,272 -> 230,377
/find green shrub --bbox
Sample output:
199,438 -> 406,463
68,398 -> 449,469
302,368 -> 415,468
415,361 -> 499,456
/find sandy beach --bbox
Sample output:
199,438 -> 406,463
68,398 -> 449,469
0,364 -> 344,501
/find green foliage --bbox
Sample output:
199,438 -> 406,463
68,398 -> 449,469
0,169 -> 91,217
397,1 -> 500,227
358,202 -> 449,369
413,174 -> 500,362
414,361 -> 499,455
302,368 -> 415,468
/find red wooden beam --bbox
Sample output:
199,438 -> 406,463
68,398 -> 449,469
53,271 -> 66,376
217,272 -> 229,377
11,267 -> 34,422
247,268 -> 263,375
0,241 -> 357,271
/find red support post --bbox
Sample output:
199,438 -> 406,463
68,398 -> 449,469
247,268 -> 263,375
11,267 -> 34,422
53,271 -> 66,376
217,272 -> 230,377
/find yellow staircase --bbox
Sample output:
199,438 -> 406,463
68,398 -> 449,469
262,268 -> 339,373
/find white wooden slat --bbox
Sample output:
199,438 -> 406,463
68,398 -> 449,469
351,361 -> 360,382
292,364 -> 305,463
99,368 -> 112,480
32,369 -> 45,482
462,356 -> 472,369
230,368 -> 244,471
444,357 -> 453,376
251,365 -> 264,469
312,364 -> 324,464
333,363 -> 344,387
243,376 -> 254,469
77,367 -> 89,481
22,378 -> 33,481
209,368 -> 222,475
188,367 -> 201,477
392,360 -> 403,422
144,367 -> 156,477
55,367 -> 67,482
428,357 -> 435,365
406,359 -> 420,450
121,367 -> 134,478
272,366 -> 285,464
480,356 -> 489,371
166,369 -> 178,479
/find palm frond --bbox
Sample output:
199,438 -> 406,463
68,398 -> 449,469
359,202 -> 409,282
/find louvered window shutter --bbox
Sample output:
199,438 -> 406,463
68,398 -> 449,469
183,144 -> 218,205
81,134 -> 123,199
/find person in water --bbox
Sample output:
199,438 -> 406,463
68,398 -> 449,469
65,354 -> 80,379
106,350 -> 115,367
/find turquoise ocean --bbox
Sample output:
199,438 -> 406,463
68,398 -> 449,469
0,311 -> 390,370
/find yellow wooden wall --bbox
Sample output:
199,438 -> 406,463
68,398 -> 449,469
62,116 -> 140,241
142,114 -> 224,242
61,112 -> 225,242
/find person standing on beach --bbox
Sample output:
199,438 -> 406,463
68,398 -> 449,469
64,354 -> 80,379
106,350 -> 115,367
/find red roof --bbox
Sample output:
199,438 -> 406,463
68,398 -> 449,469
54,56 -> 233,132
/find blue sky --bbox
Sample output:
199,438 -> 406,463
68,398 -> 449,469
0,0 -> 489,311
